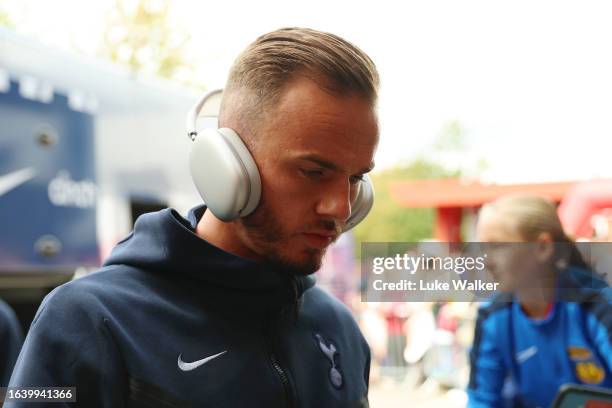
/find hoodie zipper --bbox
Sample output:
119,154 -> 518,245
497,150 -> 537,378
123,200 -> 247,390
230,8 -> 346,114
265,310 -> 297,407
265,279 -> 300,408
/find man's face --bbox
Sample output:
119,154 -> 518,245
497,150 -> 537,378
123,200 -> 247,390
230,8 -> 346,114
236,77 -> 379,275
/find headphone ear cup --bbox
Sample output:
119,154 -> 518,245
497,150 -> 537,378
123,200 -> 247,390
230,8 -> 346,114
189,128 -> 261,221
343,175 -> 374,232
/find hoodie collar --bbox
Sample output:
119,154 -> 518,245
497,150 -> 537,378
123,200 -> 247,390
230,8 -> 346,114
104,205 -> 315,307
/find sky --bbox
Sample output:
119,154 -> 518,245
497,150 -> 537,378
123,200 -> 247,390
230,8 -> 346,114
3,0 -> 612,183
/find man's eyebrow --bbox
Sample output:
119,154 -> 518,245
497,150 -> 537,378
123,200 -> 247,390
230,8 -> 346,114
297,154 -> 374,174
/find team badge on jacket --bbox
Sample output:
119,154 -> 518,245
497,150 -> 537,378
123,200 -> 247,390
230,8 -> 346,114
314,333 -> 343,389
567,346 -> 606,385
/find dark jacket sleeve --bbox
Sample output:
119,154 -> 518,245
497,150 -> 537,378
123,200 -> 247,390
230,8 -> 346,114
5,283 -> 127,408
0,299 -> 24,386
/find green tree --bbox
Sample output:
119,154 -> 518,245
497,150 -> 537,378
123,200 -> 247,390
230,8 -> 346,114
0,8 -> 13,28
100,0 -> 199,88
353,157 -> 459,252
433,119 -> 489,177
435,119 -> 467,152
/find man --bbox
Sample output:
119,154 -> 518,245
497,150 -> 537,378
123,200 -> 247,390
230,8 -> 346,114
7,27 -> 379,407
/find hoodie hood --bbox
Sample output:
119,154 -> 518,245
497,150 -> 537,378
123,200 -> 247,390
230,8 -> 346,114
104,205 -> 315,313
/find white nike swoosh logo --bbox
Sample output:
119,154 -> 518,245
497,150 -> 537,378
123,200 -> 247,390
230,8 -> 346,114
516,346 -> 538,364
177,350 -> 227,371
0,168 -> 36,197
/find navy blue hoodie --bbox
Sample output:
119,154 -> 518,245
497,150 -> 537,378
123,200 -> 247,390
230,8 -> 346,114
7,206 -> 370,407
0,298 -> 23,386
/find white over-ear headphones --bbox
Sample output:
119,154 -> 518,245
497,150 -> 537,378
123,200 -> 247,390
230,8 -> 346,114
186,90 -> 374,231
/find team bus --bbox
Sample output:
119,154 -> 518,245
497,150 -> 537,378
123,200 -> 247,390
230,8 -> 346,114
0,27 -> 208,327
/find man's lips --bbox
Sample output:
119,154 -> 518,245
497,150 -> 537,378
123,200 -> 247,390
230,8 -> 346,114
302,232 -> 337,248
307,230 -> 337,238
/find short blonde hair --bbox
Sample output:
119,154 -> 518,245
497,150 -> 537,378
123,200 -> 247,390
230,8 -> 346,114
219,27 -> 379,128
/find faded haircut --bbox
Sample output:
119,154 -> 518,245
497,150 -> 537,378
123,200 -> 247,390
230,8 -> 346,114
219,27 -> 379,131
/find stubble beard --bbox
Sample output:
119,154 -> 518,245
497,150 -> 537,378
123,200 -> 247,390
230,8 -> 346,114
239,200 -> 327,276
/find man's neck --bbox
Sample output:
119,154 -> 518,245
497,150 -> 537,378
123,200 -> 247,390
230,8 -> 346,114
196,210 -> 261,261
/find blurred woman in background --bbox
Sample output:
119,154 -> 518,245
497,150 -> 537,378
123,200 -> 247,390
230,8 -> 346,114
467,195 -> 611,408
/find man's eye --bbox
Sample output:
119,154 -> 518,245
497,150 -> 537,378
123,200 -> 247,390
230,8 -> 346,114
301,168 -> 324,179
350,174 -> 365,185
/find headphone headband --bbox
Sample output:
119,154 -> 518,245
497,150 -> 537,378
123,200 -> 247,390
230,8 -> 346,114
186,89 -> 223,140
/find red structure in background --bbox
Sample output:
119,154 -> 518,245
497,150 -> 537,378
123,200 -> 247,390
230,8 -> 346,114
558,180 -> 612,239
389,179 -> 575,242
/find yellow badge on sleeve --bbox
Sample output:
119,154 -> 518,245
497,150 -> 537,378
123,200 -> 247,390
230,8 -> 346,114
567,346 -> 591,361
575,361 -> 605,385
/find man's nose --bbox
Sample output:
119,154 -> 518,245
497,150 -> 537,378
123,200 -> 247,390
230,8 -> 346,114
315,180 -> 354,222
